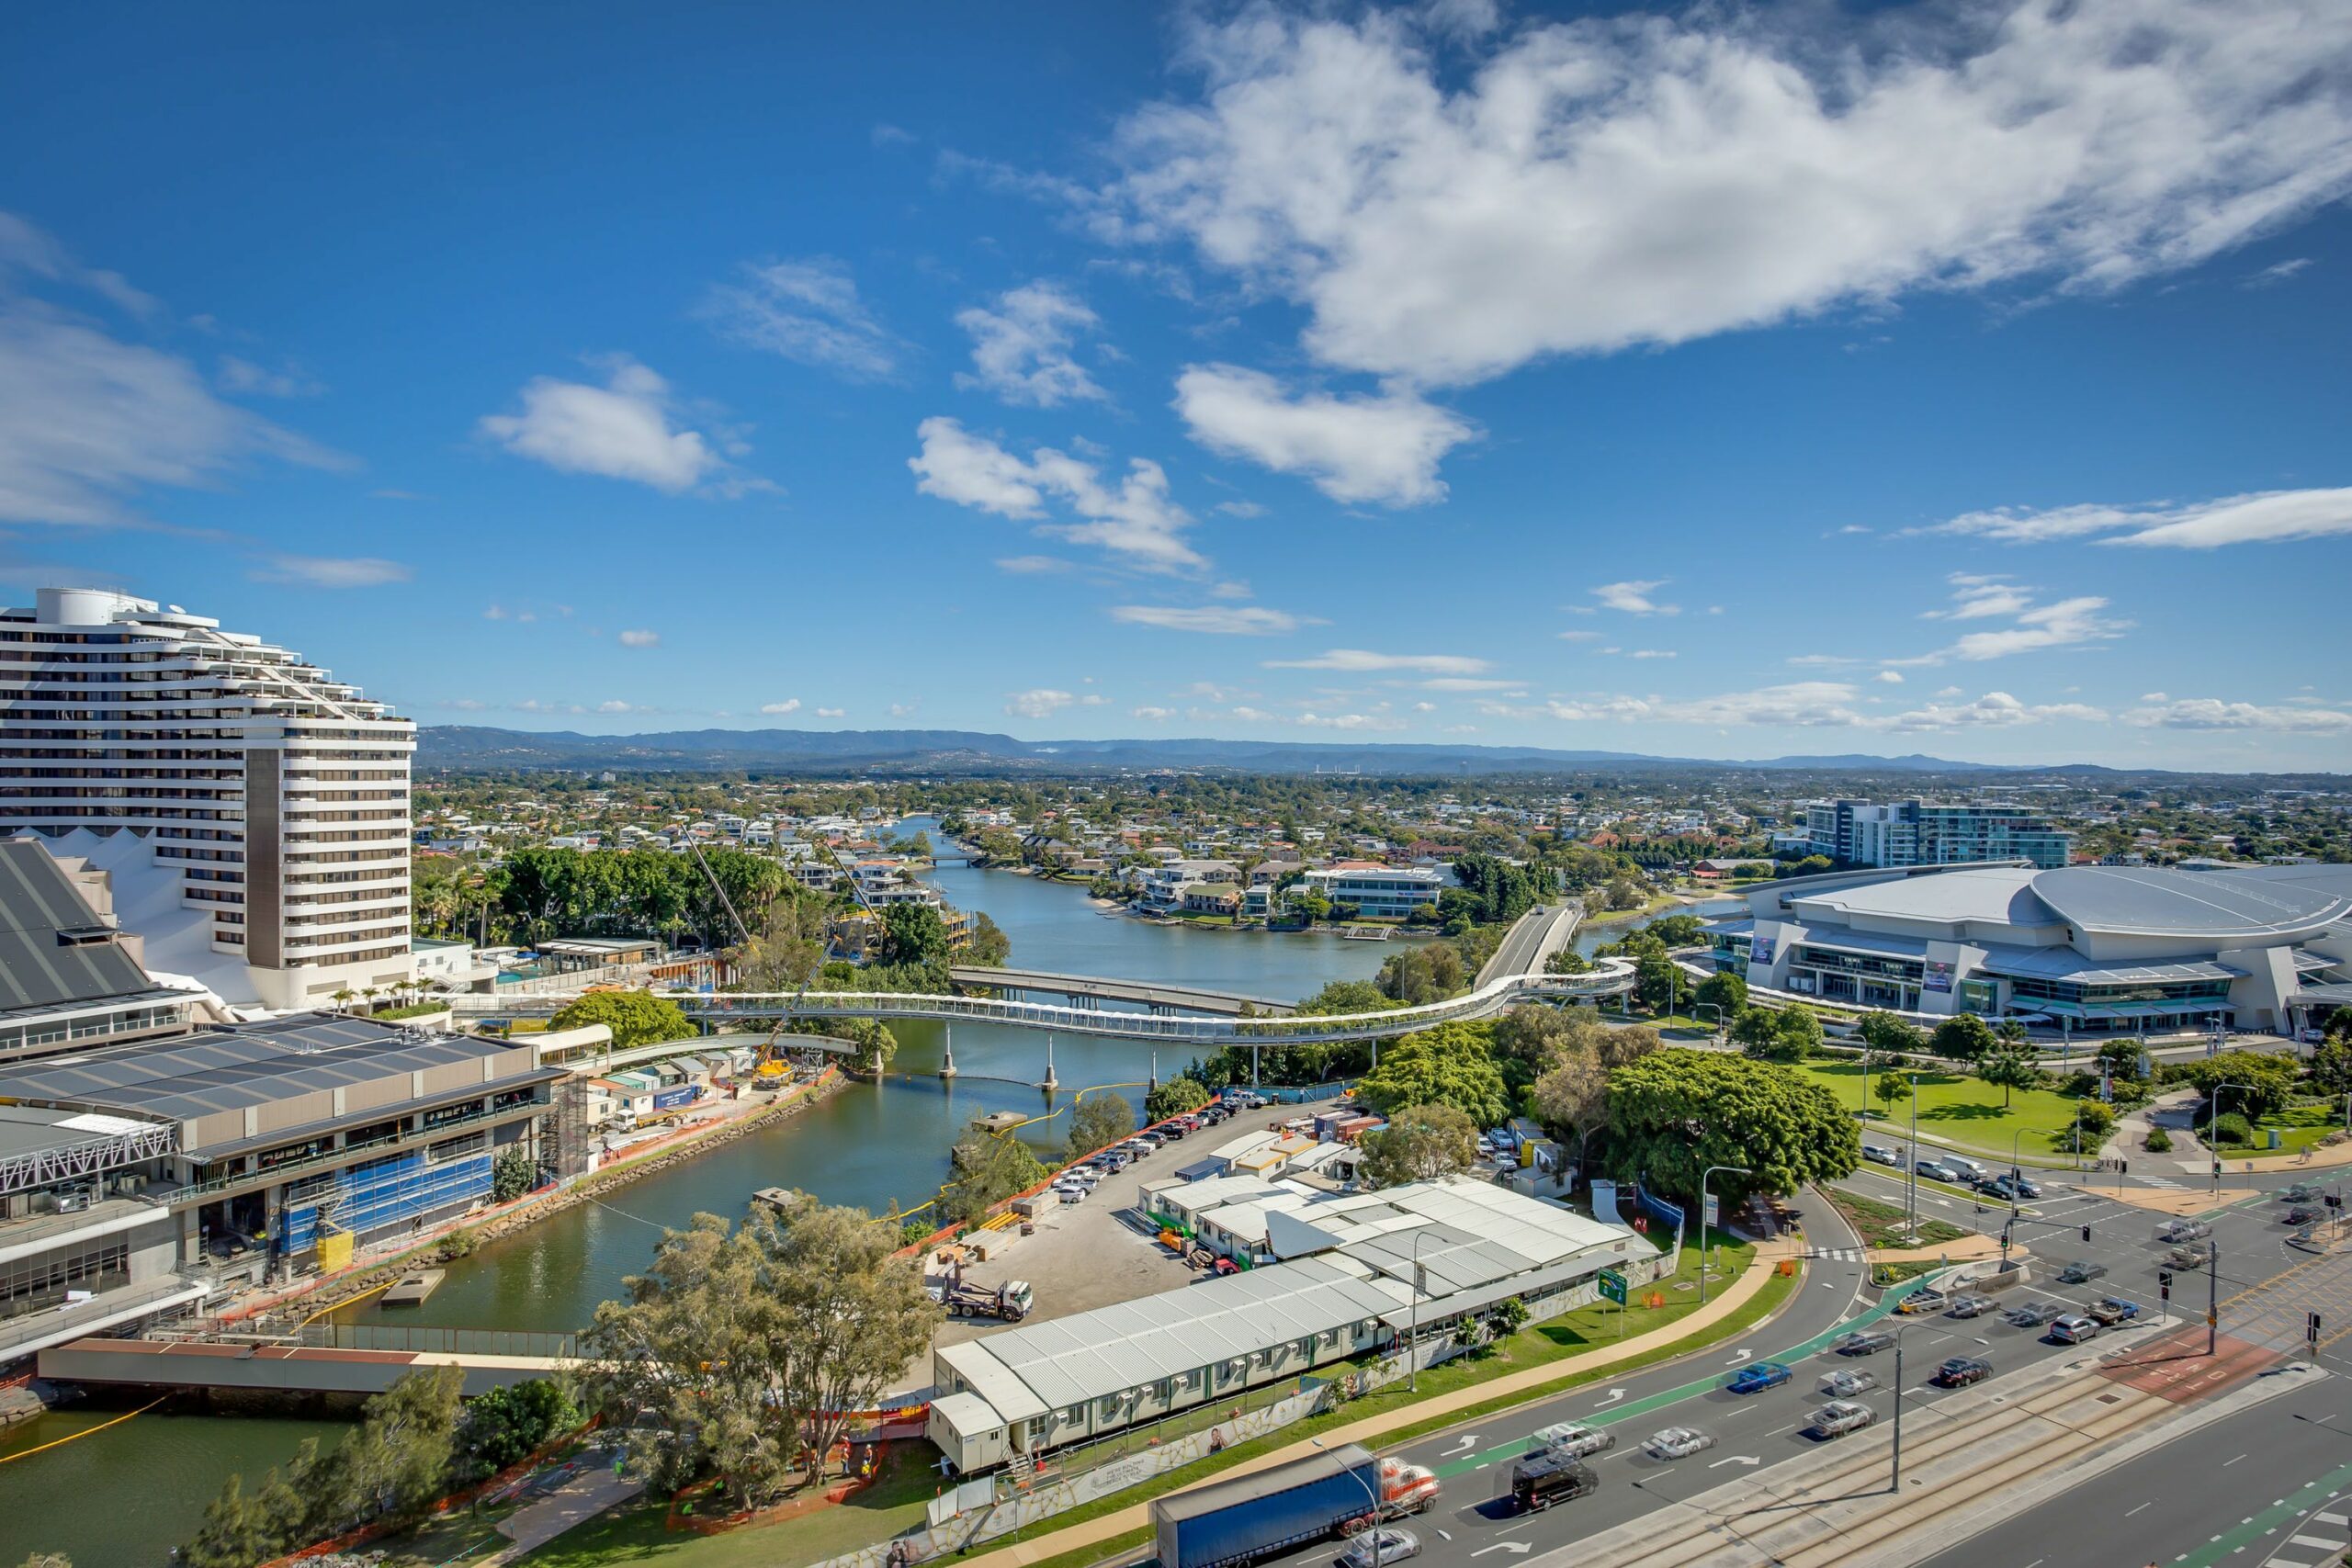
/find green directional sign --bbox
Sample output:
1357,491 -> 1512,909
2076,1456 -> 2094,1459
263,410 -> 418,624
1598,1268 -> 1628,1305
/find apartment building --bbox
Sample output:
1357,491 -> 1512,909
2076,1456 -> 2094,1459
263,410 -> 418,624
1290,863 -> 1448,919
1802,798 -> 2072,872
0,588 -> 418,1009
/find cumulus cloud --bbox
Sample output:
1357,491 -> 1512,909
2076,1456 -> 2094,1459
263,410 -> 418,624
1883,692 -> 2109,731
1110,604 -> 1304,634
1173,365 -> 1473,506
1927,487 -> 2352,548
1102,1 -> 2352,388
480,358 -> 737,493
1591,581 -> 1679,616
910,416 -> 1203,570
1132,705 -> 1178,720
1005,688 -> 1076,719
760,699 -> 802,715
1479,681 -> 2111,733
1944,596 -> 2127,660
701,258 -> 902,380
1875,670 -> 1905,684
2124,694 -> 2352,731
1263,648 -> 1490,675
617,629 -> 661,648
956,282 -> 1108,406
250,554 -> 412,589
816,706 -> 846,718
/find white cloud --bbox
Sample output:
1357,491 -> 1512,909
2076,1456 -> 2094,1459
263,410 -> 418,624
1623,649 -> 1677,660
1263,648 -> 1490,674
1210,579 -> 1254,599
1295,710 -> 1407,730
1173,364 -> 1472,506
1875,670 -> 1905,684
1591,580 -> 1679,615
1111,604 -> 1303,634
995,554 -> 1076,575
1555,629 -> 1602,642
217,355 -> 322,398
1945,596 -> 2127,660
1214,501 -> 1264,518
816,706 -> 846,718
1884,692 -> 2109,731
872,123 -> 916,148
1133,705 -> 1178,720
956,282 -> 1108,406
1006,688 -> 1076,719
702,258 -> 901,380
760,699 -> 802,715
617,628 -> 661,649
251,554 -> 411,589
1419,677 -> 1517,692
0,211 -> 160,318
1103,2 -> 2352,386
1923,573 -> 2034,620
2245,256 -> 2313,287
910,416 -> 1203,570
2124,695 -> 2352,732
480,358 -> 732,493
595,700 -> 642,715
1928,487 -> 2352,548
1483,681 -> 2111,733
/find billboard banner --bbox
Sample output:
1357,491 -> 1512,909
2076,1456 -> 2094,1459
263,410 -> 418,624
1749,937 -> 1775,969
1924,960 -> 1953,994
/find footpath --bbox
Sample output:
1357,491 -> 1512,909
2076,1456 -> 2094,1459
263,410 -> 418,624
956,1234 -> 1809,1568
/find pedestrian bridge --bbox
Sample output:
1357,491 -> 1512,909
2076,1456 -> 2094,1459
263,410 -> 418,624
40,1325 -> 576,1397
450,959 -> 1636,1046
945,966 -> 1296,1016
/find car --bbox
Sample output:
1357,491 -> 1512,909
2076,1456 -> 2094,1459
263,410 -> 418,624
1510,1453 -> 1599,1513
1336,1528 -> 1420,1568
1525,1421 -> 1615,1459
1944,1292 -> 1996,1319
1915,1158 -> 1961,1182
1819,1368 -> 1880,1398
1809,1400 -> 1878,1438
1835,1329 -> 1898,1357
1726,1361 -> 1792,1395
2003,1300 -> 2067,1328
1643,1427 -> 1719,1461
2049,1314 -> 2102,1345
1159,1122 -> 1189,1140
2155,1218 -> 2212,1244
2163,1245 -> 2208,1270
1896,1289 -> 1947,1315
2280,1181 -> 2325,1204
1862,1144 -> 1901,1167
2087,1297 -> 2142,1325
1942,1158 -> 1991,1185
1057,1185 -> 1084,1204
1933,1356 -> 1993,1388
2055,1260 -> 2109,1285
2287,1206 -> 2322,1226
2006,1173 -> 2044,1199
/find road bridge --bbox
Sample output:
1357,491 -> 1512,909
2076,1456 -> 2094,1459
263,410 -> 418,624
1476,901 -> 1585,987
40,1325 -> 572,1397
946,965 -> 1295,1016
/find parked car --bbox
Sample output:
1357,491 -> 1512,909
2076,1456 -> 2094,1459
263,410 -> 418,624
1809,1400 -> 1878,1438
1336,1528 -> 1420,1568
1835,1329 -> 1897,1357
1726,1361 -> 1792,1395
1819,1368 -> 1880,1398
2156,1218 -> 2211,1244
1897,1289 -> 1947,1315
2164,1245 -> 2208,1270
2087,1297 -> 2142,1326
1510,1453 -> 1598,1513
2049,1314 -> 2102,1345
1643,1427 -> 1719,1461
1944,1292 -> 1996,1319
1525,1421 -> 1615,1459
1933,1356 -> 1993,1388
1862,1144 -> 1901,1167
2055,1260 -> 2109,1285
2003,1300 -> 2068,1328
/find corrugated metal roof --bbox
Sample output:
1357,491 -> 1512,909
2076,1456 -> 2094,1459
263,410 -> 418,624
2030,866 -> 2352,939
0,839 -> 178,1018
1976,947 -> 2245,985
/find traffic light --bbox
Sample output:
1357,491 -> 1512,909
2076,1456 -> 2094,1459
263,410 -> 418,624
2310,1311 -> 2324,1348
2081,1224 -> 2092,1243
2159,1269 -> 2173,1301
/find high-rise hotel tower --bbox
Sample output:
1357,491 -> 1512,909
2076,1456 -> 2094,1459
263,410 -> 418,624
0,587 -> 417,1008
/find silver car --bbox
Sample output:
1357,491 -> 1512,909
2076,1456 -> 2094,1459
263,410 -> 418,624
1337,1529 -> 1420,1568
1526,1421 -> 1615,1459
1643,1427 -> 1718,1461
1819,1368 -> 1880,1398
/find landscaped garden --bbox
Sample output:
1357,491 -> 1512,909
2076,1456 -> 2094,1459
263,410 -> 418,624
1802,1061 -> 2095,1162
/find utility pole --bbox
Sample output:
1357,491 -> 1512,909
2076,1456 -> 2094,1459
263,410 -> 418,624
1906,1074 -> 1921,1242
2208,1238 -> 2219,1357
1890,1330 -> 1905,1493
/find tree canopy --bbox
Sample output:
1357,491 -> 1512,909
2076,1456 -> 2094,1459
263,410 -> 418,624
1604,1047 -> 1860,1210
1146,1076 -> 1214,1122
1929,1012 -> 1998,1064
942,1124 -> 1051,1226
1357,1103 -> 1479,1187
880,902 -> 951,967
2163,1050 -> 2299,1117
1355,1021 -> 1510,1129
548,988 -> 694,1050
1067,1092 -> 1136,1160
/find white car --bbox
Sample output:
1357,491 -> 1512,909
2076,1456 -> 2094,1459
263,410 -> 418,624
1526,1421 -> 1615,1459
1336,1528 -> 1420,1568
1643,1427 -> 1718,1461
1818,1368 -> 1879,1399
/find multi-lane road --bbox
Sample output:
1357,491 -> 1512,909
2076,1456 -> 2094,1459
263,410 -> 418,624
1225,1164 -> 2352,1568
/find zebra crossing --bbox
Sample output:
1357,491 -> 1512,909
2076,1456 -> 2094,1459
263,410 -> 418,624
1807,1246 -> 1864,1262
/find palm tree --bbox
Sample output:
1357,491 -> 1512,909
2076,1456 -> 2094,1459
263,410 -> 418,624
331,987 -> 356,1015
360,986 -> 380,1015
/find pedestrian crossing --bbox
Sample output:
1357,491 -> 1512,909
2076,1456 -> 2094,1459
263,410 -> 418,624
2135,1171 -> 2188,1190
1808,1247 -> 1863,1262
2264,1506 -> 2349,1567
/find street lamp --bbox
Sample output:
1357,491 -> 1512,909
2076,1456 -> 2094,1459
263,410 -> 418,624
1698,1164 -> 1750,1307
1905,1073 -> 1921,1242
1408,1231 -> 1430,1393
1693,1002 -> 1723,1043
2209,1080 -> 2257,1193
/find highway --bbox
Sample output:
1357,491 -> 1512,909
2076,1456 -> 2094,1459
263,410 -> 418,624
1476,905 -> 1586,987
1211,1173 -> 2334,1568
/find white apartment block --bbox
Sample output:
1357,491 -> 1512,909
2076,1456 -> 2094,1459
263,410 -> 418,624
0,588 -> 418,1010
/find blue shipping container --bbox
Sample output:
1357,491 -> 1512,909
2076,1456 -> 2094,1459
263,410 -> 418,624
651,1085 -> 701,1111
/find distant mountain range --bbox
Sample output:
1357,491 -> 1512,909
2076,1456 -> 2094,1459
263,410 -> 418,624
417,725 -> 2074,776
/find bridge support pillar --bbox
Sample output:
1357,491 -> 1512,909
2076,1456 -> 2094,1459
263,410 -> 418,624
1250,1043 -> 1260,1087
1041,1032 -> 1058,1093
1148,1050 -> 1158,1095
940,1022 -> 956,1079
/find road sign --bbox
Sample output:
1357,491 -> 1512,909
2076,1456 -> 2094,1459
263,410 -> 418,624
1702,1195 -> 1720,1228
1598,1268 -> 1628,1305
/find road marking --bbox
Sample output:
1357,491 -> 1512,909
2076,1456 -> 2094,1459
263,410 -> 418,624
2227,1455 -> 2250,1467
1707,1454 -> 1762,1469
2318,1511 -> 2350,1526
2291,1537 -> 2348,1551
1469,1541 -> 1532,1557
1593,1388 -> 1626,1407
2128,1502 -> 2153,1517
1435,1530 -> 1452,1542
1442,1436 -> 1480,1458
1725,1349 -> 1753,1365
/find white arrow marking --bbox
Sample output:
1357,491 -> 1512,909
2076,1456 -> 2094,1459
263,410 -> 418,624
1708,1455 -> 1763,1469
1470,1542 -> 1533,1557
1593,1388 -> 1627,1407
1442,1435 -> 1481,1457
1724,1349 -> 1753,1365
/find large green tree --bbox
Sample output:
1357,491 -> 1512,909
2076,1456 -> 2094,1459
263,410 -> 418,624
1355,1021 -> 1510,1129
548,988 -> 693,1050
1929,1012 -> 1998,1065
1855,1010 -> 1926,1057
1604,1048 -> 1860,1210
1357,1103 -> 1479,1187
942,1124 -> 1052,1226
2165,1050 -> 2299,1118
1066,1092 -> 1137,1160
879,902 -> 951,967
1976,1043 -> 2041,1109
1145,1076 -> 1214,1122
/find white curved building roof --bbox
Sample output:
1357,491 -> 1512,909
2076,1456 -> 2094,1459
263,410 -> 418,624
2030,866 -> 2352,941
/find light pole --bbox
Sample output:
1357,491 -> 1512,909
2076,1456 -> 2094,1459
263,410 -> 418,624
1694,1002 -> 1723,1043
1890,1326 -> 1906,1493
1408,1231 -> 1430,1393
2208,1081 -> 2257,1194
1698,1164 -> 1750,1306
1905,1073 -> 1921,1242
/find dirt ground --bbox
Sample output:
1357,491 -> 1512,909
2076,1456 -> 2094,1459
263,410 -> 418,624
888,1114 -> 1247,1395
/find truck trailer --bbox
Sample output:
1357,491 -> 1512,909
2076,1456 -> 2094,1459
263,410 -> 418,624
1150,1445 -> 1383,1568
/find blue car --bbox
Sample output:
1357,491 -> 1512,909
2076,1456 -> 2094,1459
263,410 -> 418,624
1725,1361 -> 1792,1395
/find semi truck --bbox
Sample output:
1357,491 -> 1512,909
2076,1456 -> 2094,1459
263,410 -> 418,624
1150,1445 -> 1384,1568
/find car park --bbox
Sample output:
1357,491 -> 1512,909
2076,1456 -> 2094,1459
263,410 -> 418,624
2003,1300 -> 2067,1328
1526,1422 -> 1615,1459
1510,1453 -> 1599,1513
1820,1368 -> 1880,1398
1809,1400 -> 1877,1438
1834,1329 -> 1897,1356
2087,1297 -> 2142,1326
1643,1427 -> 1719,1461
1944,1292 -> 1996,1319
1933,1356 -> 1993,1387
2056,1260 -> 2108,1285
1726,1361 -> 1792,1394
2049,1314 -> 2102,1345
1336,1528 -> 1420,1568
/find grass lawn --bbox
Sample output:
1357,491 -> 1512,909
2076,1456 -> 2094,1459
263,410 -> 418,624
1804,1062 -> 2090,1163
504,1237 -> 1788,1568
1822,1189 -> 1973,1249
2211,1102 -> 2346,1160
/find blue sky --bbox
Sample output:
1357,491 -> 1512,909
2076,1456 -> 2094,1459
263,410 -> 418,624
3,0 -> 2349,770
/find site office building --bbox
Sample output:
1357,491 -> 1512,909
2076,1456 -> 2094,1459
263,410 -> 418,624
0,588 -> 418,1010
